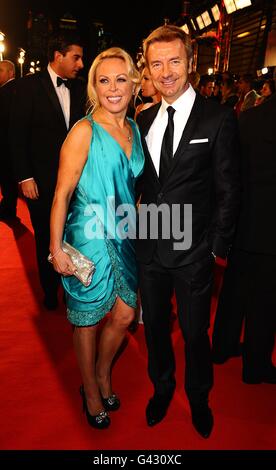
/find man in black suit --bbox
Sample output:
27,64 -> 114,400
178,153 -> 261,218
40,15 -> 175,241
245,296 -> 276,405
136,25 -> 240,438
213,93 -> 276,384
11,31 -> 86,310
0,60 -> 17,219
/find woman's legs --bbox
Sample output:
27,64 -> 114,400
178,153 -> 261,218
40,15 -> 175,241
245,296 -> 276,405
73,325 -> 104,415
96,297 -> 135,397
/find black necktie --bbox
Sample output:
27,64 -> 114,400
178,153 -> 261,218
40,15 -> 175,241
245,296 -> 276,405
56,77 -> 71,89
159,106 -> 175,185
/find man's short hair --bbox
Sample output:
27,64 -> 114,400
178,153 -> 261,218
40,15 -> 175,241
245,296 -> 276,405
47,30 -> 83,62
143,24 -> 193,65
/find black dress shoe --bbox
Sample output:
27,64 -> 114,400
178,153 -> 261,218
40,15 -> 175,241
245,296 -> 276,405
146,394 -> 172,427
212,344 -> 242,364
243,365 -> 276,384
191,404 -> 214,439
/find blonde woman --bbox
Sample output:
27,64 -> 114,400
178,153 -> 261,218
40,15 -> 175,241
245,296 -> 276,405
49,48 -> 144,429
135,66 -> 161,118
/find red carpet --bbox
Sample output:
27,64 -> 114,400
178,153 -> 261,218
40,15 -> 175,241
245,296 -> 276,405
0,198 -> 275,450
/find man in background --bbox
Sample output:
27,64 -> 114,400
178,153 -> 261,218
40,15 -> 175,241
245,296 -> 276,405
213,93 -> 276,384
0,60 -> 17,220
11,31 -> 86,310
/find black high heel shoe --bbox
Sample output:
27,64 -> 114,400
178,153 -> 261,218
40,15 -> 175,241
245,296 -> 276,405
80,385 -> 110,429
101,393 -> 120,411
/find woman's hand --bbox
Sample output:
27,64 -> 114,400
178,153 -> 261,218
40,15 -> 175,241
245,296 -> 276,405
50,250 -> 76,277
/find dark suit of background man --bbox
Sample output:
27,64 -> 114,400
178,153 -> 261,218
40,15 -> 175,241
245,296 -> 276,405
212,93 -> 276,384
11,31 -> 86,310
0,60 -> 18,219
136,25 -> 240,439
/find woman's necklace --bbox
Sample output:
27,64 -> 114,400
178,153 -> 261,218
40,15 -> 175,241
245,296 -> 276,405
122,126 -> 132,142
112,122 -> 132,142
97,114 -> 132,142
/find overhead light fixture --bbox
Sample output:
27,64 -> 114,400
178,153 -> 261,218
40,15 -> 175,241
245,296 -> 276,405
196,11 -> 212,30
181,24 -> 189,34
190,18 -> 197,30
208,68 -> 214,75
196,15 -> 205,30
201,11 -> 212,27
60,18 -> 77,23
224,0 -> 252,14
224,0 -> 237,14
211,4 -> 220,22
237,31 -> 250,38
257,67 -> 269,77
235,0 -> 252,9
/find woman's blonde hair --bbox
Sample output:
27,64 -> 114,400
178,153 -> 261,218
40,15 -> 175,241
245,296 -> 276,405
87,47 -> 141,114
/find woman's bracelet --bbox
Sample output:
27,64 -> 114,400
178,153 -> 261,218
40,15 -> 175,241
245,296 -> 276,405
48,247 -> 62,261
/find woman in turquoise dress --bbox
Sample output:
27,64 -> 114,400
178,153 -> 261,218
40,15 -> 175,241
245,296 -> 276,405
49,47 -> 144,429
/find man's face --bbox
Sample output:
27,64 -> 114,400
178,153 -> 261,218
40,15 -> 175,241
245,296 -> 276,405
147,39 -> 192,104
0,64 -> 13,86
57,45 -> 84,79
201,81 -> 214,97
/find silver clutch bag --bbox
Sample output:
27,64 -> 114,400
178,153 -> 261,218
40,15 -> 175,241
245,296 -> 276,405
48,241 -> 95,287
62,242 -> 95,287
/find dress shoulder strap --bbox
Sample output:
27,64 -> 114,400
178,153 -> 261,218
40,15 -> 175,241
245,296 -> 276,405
84,113 -> 93,127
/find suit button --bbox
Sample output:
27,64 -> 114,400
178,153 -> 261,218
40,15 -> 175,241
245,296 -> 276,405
157,192 -> 163,203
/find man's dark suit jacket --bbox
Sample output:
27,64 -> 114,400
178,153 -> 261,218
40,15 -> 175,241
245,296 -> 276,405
235,93 -> 276,255
0,79 -> 16,161
11,70 -> 86,199
136,93 -> 241,267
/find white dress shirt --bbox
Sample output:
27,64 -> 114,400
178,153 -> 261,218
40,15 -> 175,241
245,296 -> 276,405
145,84 -> 196,176
47,64 -> 70,130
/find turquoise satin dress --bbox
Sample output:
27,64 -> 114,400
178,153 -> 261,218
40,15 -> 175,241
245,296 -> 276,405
62,115 -> 144,326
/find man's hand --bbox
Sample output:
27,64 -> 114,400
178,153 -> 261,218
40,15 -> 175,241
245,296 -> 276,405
21,179 -> 39,199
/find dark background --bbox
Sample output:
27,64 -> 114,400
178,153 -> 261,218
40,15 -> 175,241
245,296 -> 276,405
1,0 -> 201,64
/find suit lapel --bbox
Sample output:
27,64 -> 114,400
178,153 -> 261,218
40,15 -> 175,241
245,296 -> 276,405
165,93 -> 203,182
139,102 -> 161,136
40,70 -> 67,131
138,103 -> 162,186
138,96 -> 204,187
